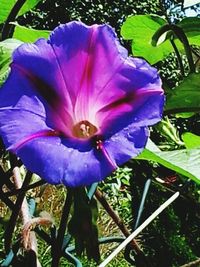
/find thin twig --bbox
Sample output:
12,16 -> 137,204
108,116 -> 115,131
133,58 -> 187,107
4,179 -> 46,197
180,258 -> 200,267
99,191 -> 180,267
95,189 -> 141,254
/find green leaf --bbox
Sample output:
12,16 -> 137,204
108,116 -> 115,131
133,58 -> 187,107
174,112 -> 196,118
182,132 -> 200,149
0,0 -> 42,24
13,24 -> 50,42
165,73 -> 200,115
151,17 -> 200,48
0,39 -> 23,86
0,38 -> 23,50
121,15 -> 174,64
0,47 -> 11,86
137,139 -> 200,184
178,17 -> 200,46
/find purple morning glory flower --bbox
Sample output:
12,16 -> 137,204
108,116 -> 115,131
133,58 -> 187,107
0,22 -> 164,187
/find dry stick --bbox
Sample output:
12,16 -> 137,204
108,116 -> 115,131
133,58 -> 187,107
13,167 -> 42,267
95,189 -> 141,254
180,258 -> 200,267
98,191 -> 180,267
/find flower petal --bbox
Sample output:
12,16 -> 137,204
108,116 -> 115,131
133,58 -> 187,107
96,57 -> 164,137
14,125 -> 148,187
0,21 -> 164,187
105,126 -> 149,166
48,21 -> 128,124
16,136 -> 115,187
10,38 -> 74,136
0,71 -> 53,148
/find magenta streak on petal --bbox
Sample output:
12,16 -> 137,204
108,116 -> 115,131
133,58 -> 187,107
79,29 -> 95,88
95,139 -> 117,171
8,130 -> 61,153
74,27 -> 97,123
12,63 -> 74,136
12,63 -> 60,107
98,88 -> 163,113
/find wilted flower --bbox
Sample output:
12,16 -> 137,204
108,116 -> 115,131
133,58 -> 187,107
0,22 -> 164,187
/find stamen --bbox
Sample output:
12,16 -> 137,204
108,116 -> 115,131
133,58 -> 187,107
73,120 -> 98,139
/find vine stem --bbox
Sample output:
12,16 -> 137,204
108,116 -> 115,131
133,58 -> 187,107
95,189 -> 141,254
99,191 -> 180,267
51,188 -> 73,267
1,0 -> 27,40
170,38 -> 185,77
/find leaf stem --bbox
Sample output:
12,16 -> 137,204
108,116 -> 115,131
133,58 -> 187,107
152,24 -> 196,73
170,38 -> 185,76
1,0 -> 27,40
171,25 -> 195,73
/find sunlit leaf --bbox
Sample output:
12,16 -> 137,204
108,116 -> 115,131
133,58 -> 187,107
174,112 -> 196,118
182,132 -> 200,149
137,139 -> 200,184
13,24 -> 50,42
0,38 -> 23,50
178,17 -> 200,46
151,17 -> 200,48
121,15 -> 174,64
165,73 -> 200,115
0,48 -> 11,86
0,39 -> 23,86
0,0 -> 42,24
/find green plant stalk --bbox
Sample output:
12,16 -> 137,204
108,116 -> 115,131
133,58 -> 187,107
152,24 -> 195,73
51,188 -> 73,267
171,25 -> 195,73
170,38 -> 185,76
1,0 -> 27,40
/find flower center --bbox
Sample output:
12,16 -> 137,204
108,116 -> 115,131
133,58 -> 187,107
72,120 -> 98,139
